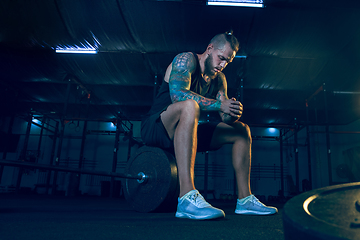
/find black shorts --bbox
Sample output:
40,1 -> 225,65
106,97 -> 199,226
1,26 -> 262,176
141,109 -> 221,153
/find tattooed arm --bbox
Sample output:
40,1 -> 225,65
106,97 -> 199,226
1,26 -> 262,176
168,52 -> 242,118
168,52 -> 222,111
216,75 -> 242,124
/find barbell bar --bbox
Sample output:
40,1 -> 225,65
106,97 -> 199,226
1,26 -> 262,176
0,146 -> 179,213
0,159 -> 145,181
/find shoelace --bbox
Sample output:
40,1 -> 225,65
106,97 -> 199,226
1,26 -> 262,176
249,196 -> 265,207
188,192 -> 211,208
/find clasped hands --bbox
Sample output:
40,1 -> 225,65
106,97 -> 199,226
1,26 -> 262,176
220,97 -> 243,120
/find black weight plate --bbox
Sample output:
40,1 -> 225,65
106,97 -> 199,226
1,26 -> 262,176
283,182 -> 360,240
123,146 -> 179,213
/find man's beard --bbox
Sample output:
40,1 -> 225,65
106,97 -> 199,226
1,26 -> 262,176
204,53 -> 217,78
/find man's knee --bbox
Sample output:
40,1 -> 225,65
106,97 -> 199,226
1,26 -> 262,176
233,122 -> 252,143
180,99 -> 200,118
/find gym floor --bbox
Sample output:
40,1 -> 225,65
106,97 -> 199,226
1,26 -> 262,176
0,193 -> 285,240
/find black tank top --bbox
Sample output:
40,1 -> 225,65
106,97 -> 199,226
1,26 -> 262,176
145,52 -> 220,118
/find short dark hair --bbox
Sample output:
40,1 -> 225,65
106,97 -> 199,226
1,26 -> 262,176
209,31 -> 239,52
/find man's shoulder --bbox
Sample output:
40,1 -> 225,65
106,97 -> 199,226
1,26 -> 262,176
214,72 -> 227,90
216,72 -> 226,82
172,52 -> 198,73
174,52 -> 197,61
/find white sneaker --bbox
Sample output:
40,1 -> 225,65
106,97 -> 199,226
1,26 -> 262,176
235,195 -> 278,215
175,190 -> 225,220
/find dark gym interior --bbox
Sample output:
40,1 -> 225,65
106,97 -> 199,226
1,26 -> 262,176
1,0 -> 360,239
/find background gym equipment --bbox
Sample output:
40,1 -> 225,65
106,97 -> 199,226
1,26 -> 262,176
0,146 -> 179,213
283,182 -> 360,240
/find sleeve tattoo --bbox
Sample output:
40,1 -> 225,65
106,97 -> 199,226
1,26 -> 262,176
169,52 -> 221,111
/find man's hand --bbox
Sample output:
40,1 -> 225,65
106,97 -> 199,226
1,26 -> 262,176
220,97 -> 243,118
220,98 -> 242,124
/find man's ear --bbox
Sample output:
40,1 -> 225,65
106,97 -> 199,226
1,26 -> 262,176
207,44 -> 214,54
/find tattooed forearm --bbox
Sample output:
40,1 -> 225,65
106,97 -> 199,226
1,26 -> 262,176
168,52 -> 222,111
216,90 -> 229,121
170,88 -> 221,111
216,84 -> 238,123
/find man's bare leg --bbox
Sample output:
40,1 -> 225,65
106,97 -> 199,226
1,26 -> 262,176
160,99 -> 199,197
210,122 -> 278,215
231,129 -> 252,199
161,100 -> 225,220
210,122 -> 252,199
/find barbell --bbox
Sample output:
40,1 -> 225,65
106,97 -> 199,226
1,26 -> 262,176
0,146 -> 180,213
